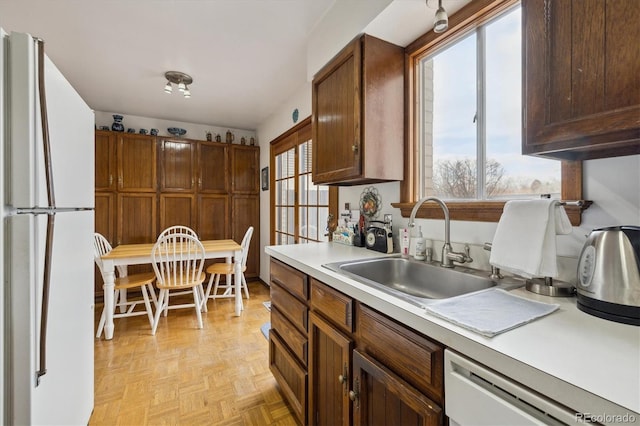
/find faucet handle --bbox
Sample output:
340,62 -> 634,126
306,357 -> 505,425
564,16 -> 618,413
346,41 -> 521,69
463,244 -> 473,263
483,242 -> 492,251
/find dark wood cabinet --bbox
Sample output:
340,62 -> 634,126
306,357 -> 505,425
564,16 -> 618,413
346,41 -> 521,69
309,311 -> 353,426
94,130 -> 260,299
268,258 -> 446,425
159,138 -> 196,192
198,143 -> 228,193
523,0 -> 640,160
231,145 -> 259,194
269,259 -> 310,425
117,133 -> 157,192
352,350 -> 442,426
312,33 -> 404,185
95,131 -> 116,191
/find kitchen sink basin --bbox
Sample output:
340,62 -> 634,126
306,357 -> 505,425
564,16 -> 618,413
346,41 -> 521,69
323,256 -> 520,307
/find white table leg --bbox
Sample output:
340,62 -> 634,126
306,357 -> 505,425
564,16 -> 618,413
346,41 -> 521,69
234,251 -> 242,316
102,259 -> 116,340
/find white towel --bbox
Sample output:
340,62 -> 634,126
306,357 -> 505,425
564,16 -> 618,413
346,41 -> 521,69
490,199 -> 571,279
425,289 -> 559,337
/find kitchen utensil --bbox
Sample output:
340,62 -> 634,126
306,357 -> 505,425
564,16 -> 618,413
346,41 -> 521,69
576,225 -> 640,325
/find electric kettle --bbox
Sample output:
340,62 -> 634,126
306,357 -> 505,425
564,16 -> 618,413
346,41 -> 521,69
576,225 -> 640,325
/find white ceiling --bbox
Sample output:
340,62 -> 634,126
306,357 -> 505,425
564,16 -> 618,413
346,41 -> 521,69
0,0 -> 469,131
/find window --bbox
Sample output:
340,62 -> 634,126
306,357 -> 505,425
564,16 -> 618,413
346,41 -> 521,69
418,5 -> 560,200
271,118 -> 337,245
396,0 -> 585,224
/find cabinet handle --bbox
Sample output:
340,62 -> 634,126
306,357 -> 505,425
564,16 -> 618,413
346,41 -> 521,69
349,377 -> 360,409
109,175 -> 113,186
192,178 -> 195,188
352,144 -> 358,153
198,177 -> 202,188
338,363 -> 348,394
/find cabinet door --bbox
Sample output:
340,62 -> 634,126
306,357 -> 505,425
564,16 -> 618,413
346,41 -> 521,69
159,138 -> 196,192
159,193 -> 196,233
197,194 -> 229,240
309,311 -> 352,426
230,145 -> 259,194
95,131 -> 117,191
117,134 -> 157,192
312,37 -> 361,184
231,195 -> 259,277
198,142 -> 228,193
523,0 -> 640,159
116,193 -> 157,245
352,350 -> 442,426
94,191 -> 116,300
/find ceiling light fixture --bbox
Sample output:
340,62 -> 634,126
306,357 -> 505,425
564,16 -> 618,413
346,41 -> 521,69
433,0 -> 448,33
164,71 -> 192,98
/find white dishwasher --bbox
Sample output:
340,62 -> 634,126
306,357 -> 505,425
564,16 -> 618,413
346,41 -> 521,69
445,349 -> 584,425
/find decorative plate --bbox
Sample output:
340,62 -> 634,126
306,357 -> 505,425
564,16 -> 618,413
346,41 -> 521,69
359,186 -> 382,218
167,127 -> 187,136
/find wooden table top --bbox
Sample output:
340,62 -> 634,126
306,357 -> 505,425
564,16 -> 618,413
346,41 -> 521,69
102,239 -> 242,260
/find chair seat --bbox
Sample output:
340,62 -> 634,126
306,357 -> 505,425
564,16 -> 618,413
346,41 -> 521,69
155,272 -> 206,290
114,272 -> 157,290
205,263 -> 247,275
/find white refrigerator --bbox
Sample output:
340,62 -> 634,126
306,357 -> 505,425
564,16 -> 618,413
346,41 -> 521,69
1,30 -> 95,425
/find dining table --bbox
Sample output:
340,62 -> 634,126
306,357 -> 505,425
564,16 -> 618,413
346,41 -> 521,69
100,239 -> 243,340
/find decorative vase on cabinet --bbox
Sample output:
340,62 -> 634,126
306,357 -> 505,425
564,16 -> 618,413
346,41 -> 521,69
111,114 -> 124,132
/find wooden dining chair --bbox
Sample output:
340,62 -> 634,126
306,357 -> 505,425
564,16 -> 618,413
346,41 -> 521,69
93,233 -> 157,338
151,232 -> 207,335
203,226 -> 254,310
156,225 -> 206,315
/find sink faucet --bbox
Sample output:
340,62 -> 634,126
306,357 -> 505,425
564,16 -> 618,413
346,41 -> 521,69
408,196 -> 472,268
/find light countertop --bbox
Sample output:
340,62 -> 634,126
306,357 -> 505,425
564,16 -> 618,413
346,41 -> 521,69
265,242 -> 640,421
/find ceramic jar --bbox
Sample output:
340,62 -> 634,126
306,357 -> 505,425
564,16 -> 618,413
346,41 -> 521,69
111,114 -> 124,132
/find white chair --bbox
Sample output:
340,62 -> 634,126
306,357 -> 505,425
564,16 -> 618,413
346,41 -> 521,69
156,225 -> 206,315
151,232 -> 207,335
203,226 -> 253,308
94,233 -> 156,338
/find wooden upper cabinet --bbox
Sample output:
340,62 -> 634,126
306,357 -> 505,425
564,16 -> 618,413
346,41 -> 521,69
523,0 -> 640,160
312,33 -> 404,185
95,130 -> 117,191
117,133 -> 157,192
198,142 -> 228,193
231,145 -> 259,194
159,138 -> 196,192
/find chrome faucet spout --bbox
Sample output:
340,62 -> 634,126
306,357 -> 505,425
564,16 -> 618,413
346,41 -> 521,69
408,196 -> 471,268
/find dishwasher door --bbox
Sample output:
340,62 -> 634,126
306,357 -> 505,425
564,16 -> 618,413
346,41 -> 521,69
445,349 -> 580,425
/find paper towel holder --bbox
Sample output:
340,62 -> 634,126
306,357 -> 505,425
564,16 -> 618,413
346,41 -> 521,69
526,277 -> 576,297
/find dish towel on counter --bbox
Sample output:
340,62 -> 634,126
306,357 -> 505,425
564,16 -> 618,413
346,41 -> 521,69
489,199 -> 572,279
425,289 -> 559,337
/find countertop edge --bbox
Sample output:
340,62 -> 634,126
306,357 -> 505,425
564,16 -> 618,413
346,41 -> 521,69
265,243 -> 640,420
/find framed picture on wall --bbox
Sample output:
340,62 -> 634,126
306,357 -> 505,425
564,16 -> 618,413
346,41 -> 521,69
261,167 -> 269,191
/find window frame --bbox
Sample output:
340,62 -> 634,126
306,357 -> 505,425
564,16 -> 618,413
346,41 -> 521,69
392,0 -> 589,225
269,116 -> 338,245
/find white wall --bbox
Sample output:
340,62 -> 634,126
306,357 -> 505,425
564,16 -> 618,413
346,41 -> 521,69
94,110 -> 255,143
256,82 -> 313,282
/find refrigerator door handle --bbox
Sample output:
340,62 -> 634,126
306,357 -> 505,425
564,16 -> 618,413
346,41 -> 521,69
35,37 -> 54,385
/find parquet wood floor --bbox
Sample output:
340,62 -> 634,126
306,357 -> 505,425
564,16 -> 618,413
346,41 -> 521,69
90,281 -> 297,426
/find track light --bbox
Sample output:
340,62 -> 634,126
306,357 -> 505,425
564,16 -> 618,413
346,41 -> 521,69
433,0 -> 448,33
164,71 -> 193,98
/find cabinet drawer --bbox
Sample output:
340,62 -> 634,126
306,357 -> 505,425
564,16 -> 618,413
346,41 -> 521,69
270,258 -> 308,301
310,278 -> 353,333
357,304 -> 444,404
270,331 -> 307,425
271,282 -> 308,333
271,306 -> 308,366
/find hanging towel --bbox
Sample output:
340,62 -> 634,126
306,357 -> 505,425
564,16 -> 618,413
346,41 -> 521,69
425,289 -> 559,337
489,199 -> 571,279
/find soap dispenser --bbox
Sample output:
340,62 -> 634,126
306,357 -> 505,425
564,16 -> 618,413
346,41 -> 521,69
413,226 -> 427,260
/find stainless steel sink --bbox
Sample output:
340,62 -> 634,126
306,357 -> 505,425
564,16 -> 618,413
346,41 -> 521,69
323,256 -> 521,307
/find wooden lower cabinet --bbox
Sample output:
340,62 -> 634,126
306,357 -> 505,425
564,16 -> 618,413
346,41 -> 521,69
352,350 -> 442,426
232,195 -> 259,278
309,311 -> 353,426
269,258 -> 445,425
